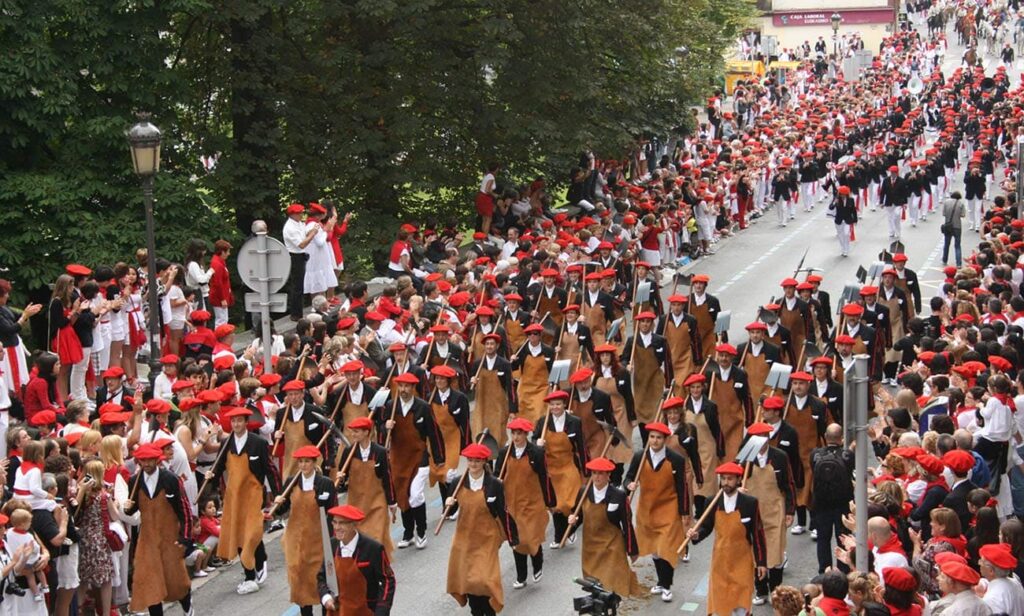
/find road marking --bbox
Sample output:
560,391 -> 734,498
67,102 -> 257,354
716,215 -> 818,294
679,601 -> 701,612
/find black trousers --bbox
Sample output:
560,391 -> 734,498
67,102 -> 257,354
148,591 -> 192,615
513,547 -> 544,582
242,541 -> 268,580
796,505 -> 808,527
653,558 -> 675,588
288,252 -> 308,317
467,594 -> 496,616
754,567 -> 784,597
551,513 -> 570,544
814,507 -> 849,573
400,504 -> 427,540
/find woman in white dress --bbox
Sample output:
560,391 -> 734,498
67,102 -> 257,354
303,203 -> 338,296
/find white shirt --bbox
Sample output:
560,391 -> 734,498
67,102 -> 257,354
748,341 -> 763,356
718,365 -> 732,381
649,446 -> 666,467
983,576 -> 1024,615
290,404 -> 305,423
468,472 -> 485,491
690,397 -> 703,413
592,484 -> 608,504
576,387 -> 592,403
872,547 -> 909,584
976,397 -> 1014,443
348,384 -> 364,406
722,491 -> 738,513
340,532 -> 359,558
528,342 -> 543,357
143,469 -> 160,497
233,432 -> 248,452
551,412 -> 566,432
300,472 -> 316,491
400,397 -> 414,416
283,218 -> 307,254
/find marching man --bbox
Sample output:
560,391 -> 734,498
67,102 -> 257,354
832,185 -> 857,257
686,462 -> 767,616
317,504 -> 397,615
336,416 -> 397,556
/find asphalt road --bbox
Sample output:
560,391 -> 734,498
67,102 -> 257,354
172,20 -> 998,616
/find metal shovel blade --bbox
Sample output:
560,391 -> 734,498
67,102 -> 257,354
548,359 -> 572,386
369,387 -> 391,410
714,310 -> 731,335
765,363 -> 792,390
736,435 -> 768,463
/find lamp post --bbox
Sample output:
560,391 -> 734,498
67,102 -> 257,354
831,12 -> 842,58
127,115 -> 163,388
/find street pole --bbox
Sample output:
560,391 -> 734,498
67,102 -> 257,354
142,175 -> 161,387
254,221 -> 274,376
851,354 -> 870,574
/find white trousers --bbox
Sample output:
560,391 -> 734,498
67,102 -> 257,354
70,347 -> 92,401
801,182 -> 815,211
214,306 -> 230,328
836,223 -> 851,255
886,206 -> 902,238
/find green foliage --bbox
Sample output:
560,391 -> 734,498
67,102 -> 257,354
0,0 -> 754,294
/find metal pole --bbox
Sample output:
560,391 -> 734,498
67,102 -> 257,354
143,175 -> 161,388
254,221 -> 274,376
852,354 -> 869,574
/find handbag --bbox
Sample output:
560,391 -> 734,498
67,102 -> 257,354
100,492 -> 125,551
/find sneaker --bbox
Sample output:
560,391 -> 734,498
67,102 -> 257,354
204,567 -> 216,573
650,585 -> 665,595
548,541 -> 561,550
446,511 -> 459,521
34,593 -> 44,603
236,580 -> 259,595
532,570 -> 543,583
790,525 -> 806,535
682,552 -> 690,563
267,520 -> 284,532
513,581 -> 526,590
568,532 -> 577,544
415,535 -> 427,549
184,607 -> 195,616
194,569 -> 209,578
256,562 -> 268,585
810,529 -> 818,541
661,589 -> 673,602
397,538 -> 412,549
753,595 -> 767,606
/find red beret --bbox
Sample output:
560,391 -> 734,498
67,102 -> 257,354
101,367 -> 126,379
645,422 -> 671,436
292,445 -> 322,459
569,368 -> 594,384
882,567 -> 917,592
747,422 -> 772,436
661,396 -> 686,410
29,410 -> 57,426
716,462 -> 744,475
585,457 -> 616,472
684,374 -> 706,386
393,372 -> 420,384
341,360 -> 365,373
916,454 -> 945,476
461,443 -> 491,459
790,371 -> 812,382
172,380 -> 194,392
327,504 -> 365,521
160,354 -> 179,365
223,407 -> 251,420
145,399 -> 171,414
348,417 -> 374,431
524,324 -> 544,334
942,450 -> 975,475
762,396 -> 785,410
214,324 -> 235,338
745,322 -> 767,331
259,373 -> 282,387
979,543 -> 1018,570
132,444 -> 164,461
810,357 -> 834,367
939,561 -> 979,585
715,343 -> 737,355
430,365 -> 457,379
544,390 -> 570,402
282,380 -> 305,392
100,412 -> 130,426
635,311 -> 656,321
507,418 -> 533,432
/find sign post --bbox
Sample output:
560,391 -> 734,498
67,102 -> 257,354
842,354 -> 870,574
237,221 -> 291,376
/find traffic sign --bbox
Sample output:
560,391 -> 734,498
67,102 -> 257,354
237,235 -> 290,293
245,292 -> 287,313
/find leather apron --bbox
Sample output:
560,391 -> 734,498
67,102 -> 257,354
348,456 -> 395,556
581,496 -> 643,598
684,407 -> 719,499
217,450 -> 265,569
390,408 -> 425,510
473,365 -> 510,447
128,488 -> 190,612
744,351 -> 770,405
429,401 -> 461,486
710,373 -> 745,462
689,301 -> 715,359
446,486 -> 505,613
706,508 -> 755,615
283,417 -> 312,479
283,487 -> 325,605
330,552 -> 372,616
746,462 -> 786,568
594,375 -> 634,464
545,429 -> 582,515
635,457 -> 684,565
516,353 -> 549,423
786,400 -> 820,507
631,341 -> 665,424
663,318 -> 696,395
504,454 -> 547,556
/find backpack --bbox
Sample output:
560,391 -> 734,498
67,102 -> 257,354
813,447 -> 852,507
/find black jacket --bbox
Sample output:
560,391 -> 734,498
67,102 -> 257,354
768,421 -> 805,489
426,388 -> 472,452
686,395 -> 725,458
896,268 -> 922,314
623,447 -> 690,515
316,533 -> 396,614
567,484 -> 639,556
942,479 -> 979,532
445,472 -> 519,546
469,355 -> 516,413
812,377 -> 843,425
273,403 -> 328,455
622,332 -> 673,384
494,441 -> 556,507
210,432 -> 281,493
880,175 -> 908,206
377,395 -> 445,466
337,442 -> 397,506
691,491 -> 768,568
125,468 -> 191,545
582,289 -> 617,325
533,412 -> 588,474
832,195 -> 858,225
276,472 -> 338,514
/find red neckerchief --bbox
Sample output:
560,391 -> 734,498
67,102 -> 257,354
11,528 -> 28,535
874,532 -> 906,557
930,534 -> 968,556
994,393 -> 1014,408
916,479 -> 948,506
19,461 -> 40,473
817,596 -> 851,616
886,603 -> 922,616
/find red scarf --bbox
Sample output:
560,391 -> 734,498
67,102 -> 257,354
817,596 -> 851,616
19,461 -> 40,473
874,532 -> 907,557
886,603 -> 922,616
931,534 -> 968,556
994,393 -> 1013,408
11,528 -> 28,535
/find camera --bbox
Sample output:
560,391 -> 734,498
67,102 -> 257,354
572,577 -> 621,616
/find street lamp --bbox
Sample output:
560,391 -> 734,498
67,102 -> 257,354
831,12 -> 842,58
127,114 -> 162,389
